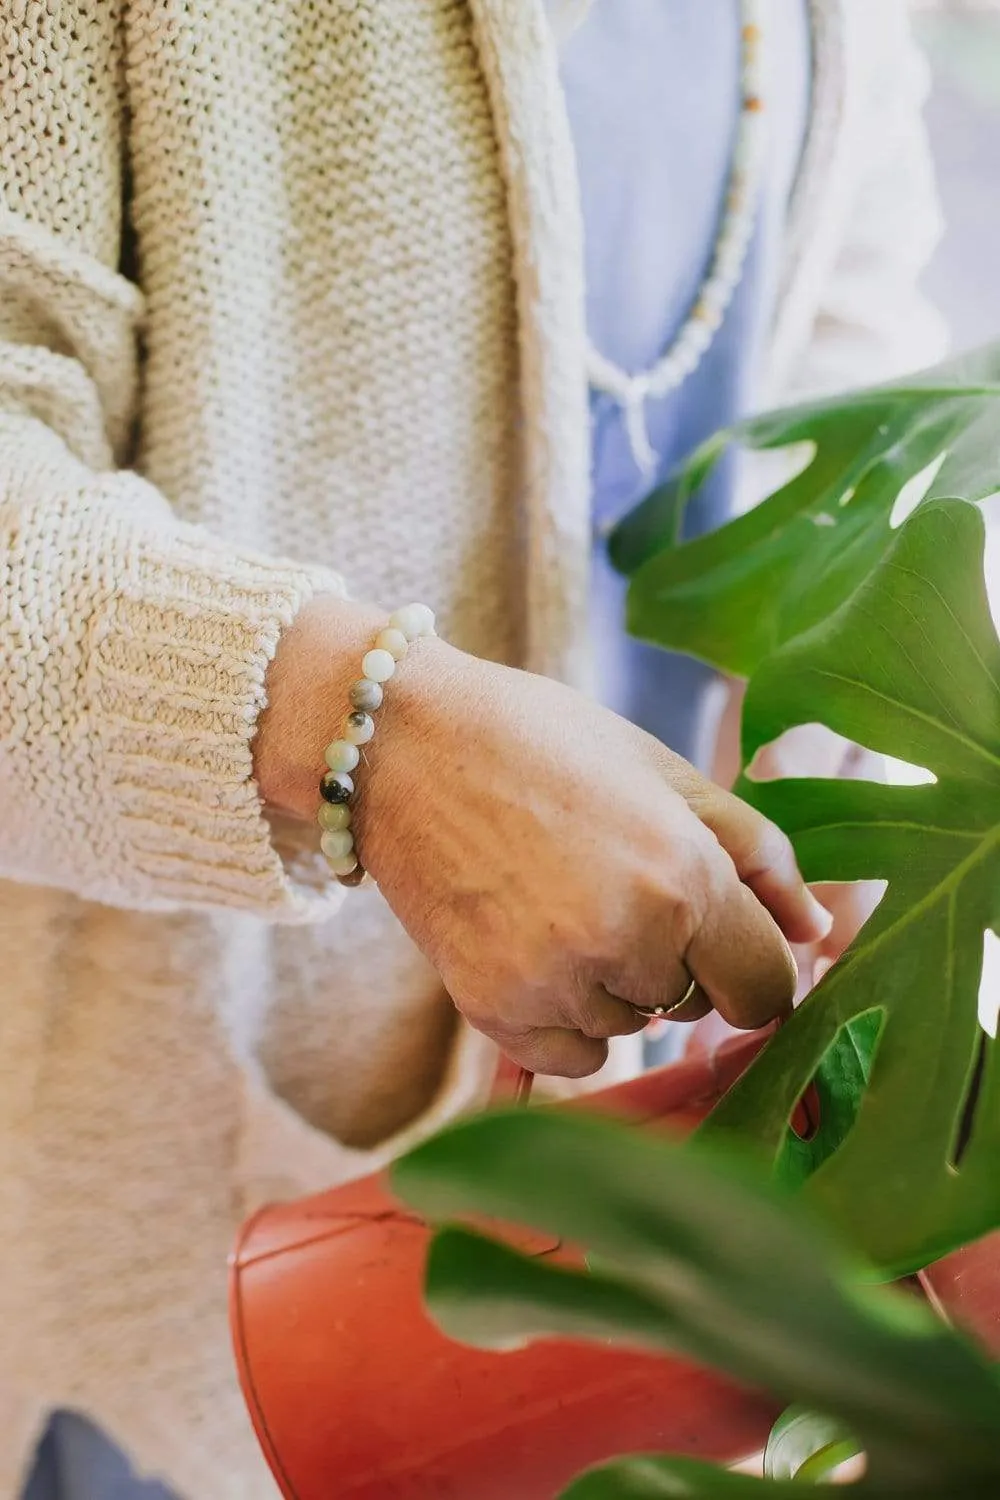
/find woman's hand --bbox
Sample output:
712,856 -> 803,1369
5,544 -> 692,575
257,599 -> 832,1077
747,723 -> 884,994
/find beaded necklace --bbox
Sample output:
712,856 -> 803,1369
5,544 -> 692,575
584,0 -> 769,475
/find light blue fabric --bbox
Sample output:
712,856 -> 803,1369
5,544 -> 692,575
23,1413 -> 172,1500
559,0 -> 811,1064
561,0 -> 811,763
23,5 -> 811,1493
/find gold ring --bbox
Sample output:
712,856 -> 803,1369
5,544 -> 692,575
631,976 -> 698,1020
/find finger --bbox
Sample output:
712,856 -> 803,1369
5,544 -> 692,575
659,985 -> 713,1025
607,968 -> 713,1026
573,985 -> 652,1039
459,973 -> 647,1041
685,862 -> 798,1030
495,1027 -> 610,1079
601,896 -> 694,1023
688,782 -> 832,946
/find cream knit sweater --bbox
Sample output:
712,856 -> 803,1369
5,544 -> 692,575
0,1 -> 945,1494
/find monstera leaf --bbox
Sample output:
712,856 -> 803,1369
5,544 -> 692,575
393,359 -> 1000,1500
698,499 -> 1000,1276
762,1405 -> 859,1484
608,347 -> 1000,1273
610,345 -> 1000,677
393,1107 -> 1000,1497
555,1456 -> 968,1498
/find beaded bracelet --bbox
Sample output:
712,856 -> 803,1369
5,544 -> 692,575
317,602 -> 436,885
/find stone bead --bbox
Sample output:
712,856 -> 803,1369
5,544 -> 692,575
325,739 -> 360,774
320,828 -> 354,861
388,603 -> 435,641
349,678 -> 383,713
326,850 -> 359,877
320,770 -> 354,805
317,802 -> 352,833
342,710 -> 375,746
375,626 -> 408,662
361,648 -> 396,684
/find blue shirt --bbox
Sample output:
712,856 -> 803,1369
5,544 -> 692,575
557,0 -> 811,764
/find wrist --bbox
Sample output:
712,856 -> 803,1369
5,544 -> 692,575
254,594 -> 385,819
348,631 -> 468,876
254,592 -> 461,884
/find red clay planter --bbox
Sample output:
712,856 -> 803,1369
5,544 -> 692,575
229,1035 -> 778,1500
230,1031 -> 1000,1499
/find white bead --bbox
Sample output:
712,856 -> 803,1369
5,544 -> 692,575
361,648 -> 396,683
350,678 -> 383,712
647,358 -> 683,398
375,627 -> 408,661
672,345 -> 700,379
321,829 -> 354,861
318,802 -> 352,832
700,282 -> 728,313
583,0 -> 763,423
342,710 -> 375,745
326,850 -> 359,877
325,739 -> 360,774
388,603 -> 436,641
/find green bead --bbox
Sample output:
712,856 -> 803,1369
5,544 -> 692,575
317,802 -> 352,833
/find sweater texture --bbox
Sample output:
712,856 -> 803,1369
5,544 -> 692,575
0,1 -> 944,1492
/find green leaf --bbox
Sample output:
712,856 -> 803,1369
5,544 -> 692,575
393,1107 -> 1000,1488
560,1455 -> 825,1498
763,1405 -> 858,1482
777,1011 -> 884,1189
421,1223 -> 686,1357
559,1454 -> 995,1499
699,501 -> 1000,1274
610,345 -> 1000,677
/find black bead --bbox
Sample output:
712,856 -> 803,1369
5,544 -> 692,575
320,771 -> 353,805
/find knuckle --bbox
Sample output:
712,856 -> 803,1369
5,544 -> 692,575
573,996 -> 606,1038
573,989 -> 624,1039
452,992 -> 498,1033
747,817 -> 795,878
453,983 -> 518,1036
645,833 -> 727,944
546,906 -> 611,967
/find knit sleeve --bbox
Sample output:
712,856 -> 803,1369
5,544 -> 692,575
0,6 -> 346,921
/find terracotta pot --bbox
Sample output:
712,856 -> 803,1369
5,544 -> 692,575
230,1033 -> 779,1500
920,1232 -> 1000,1357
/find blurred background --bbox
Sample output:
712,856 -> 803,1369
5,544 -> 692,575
914,0 -> 1000,349
911,0 -> 1000,1024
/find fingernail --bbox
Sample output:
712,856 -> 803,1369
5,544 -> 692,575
813,956 -> 835,985
807,891 -> 835,938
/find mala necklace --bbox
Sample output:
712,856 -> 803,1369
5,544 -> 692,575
585,0 -> 770,475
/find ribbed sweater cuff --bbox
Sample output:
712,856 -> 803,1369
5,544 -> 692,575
90,525 -> 348,922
